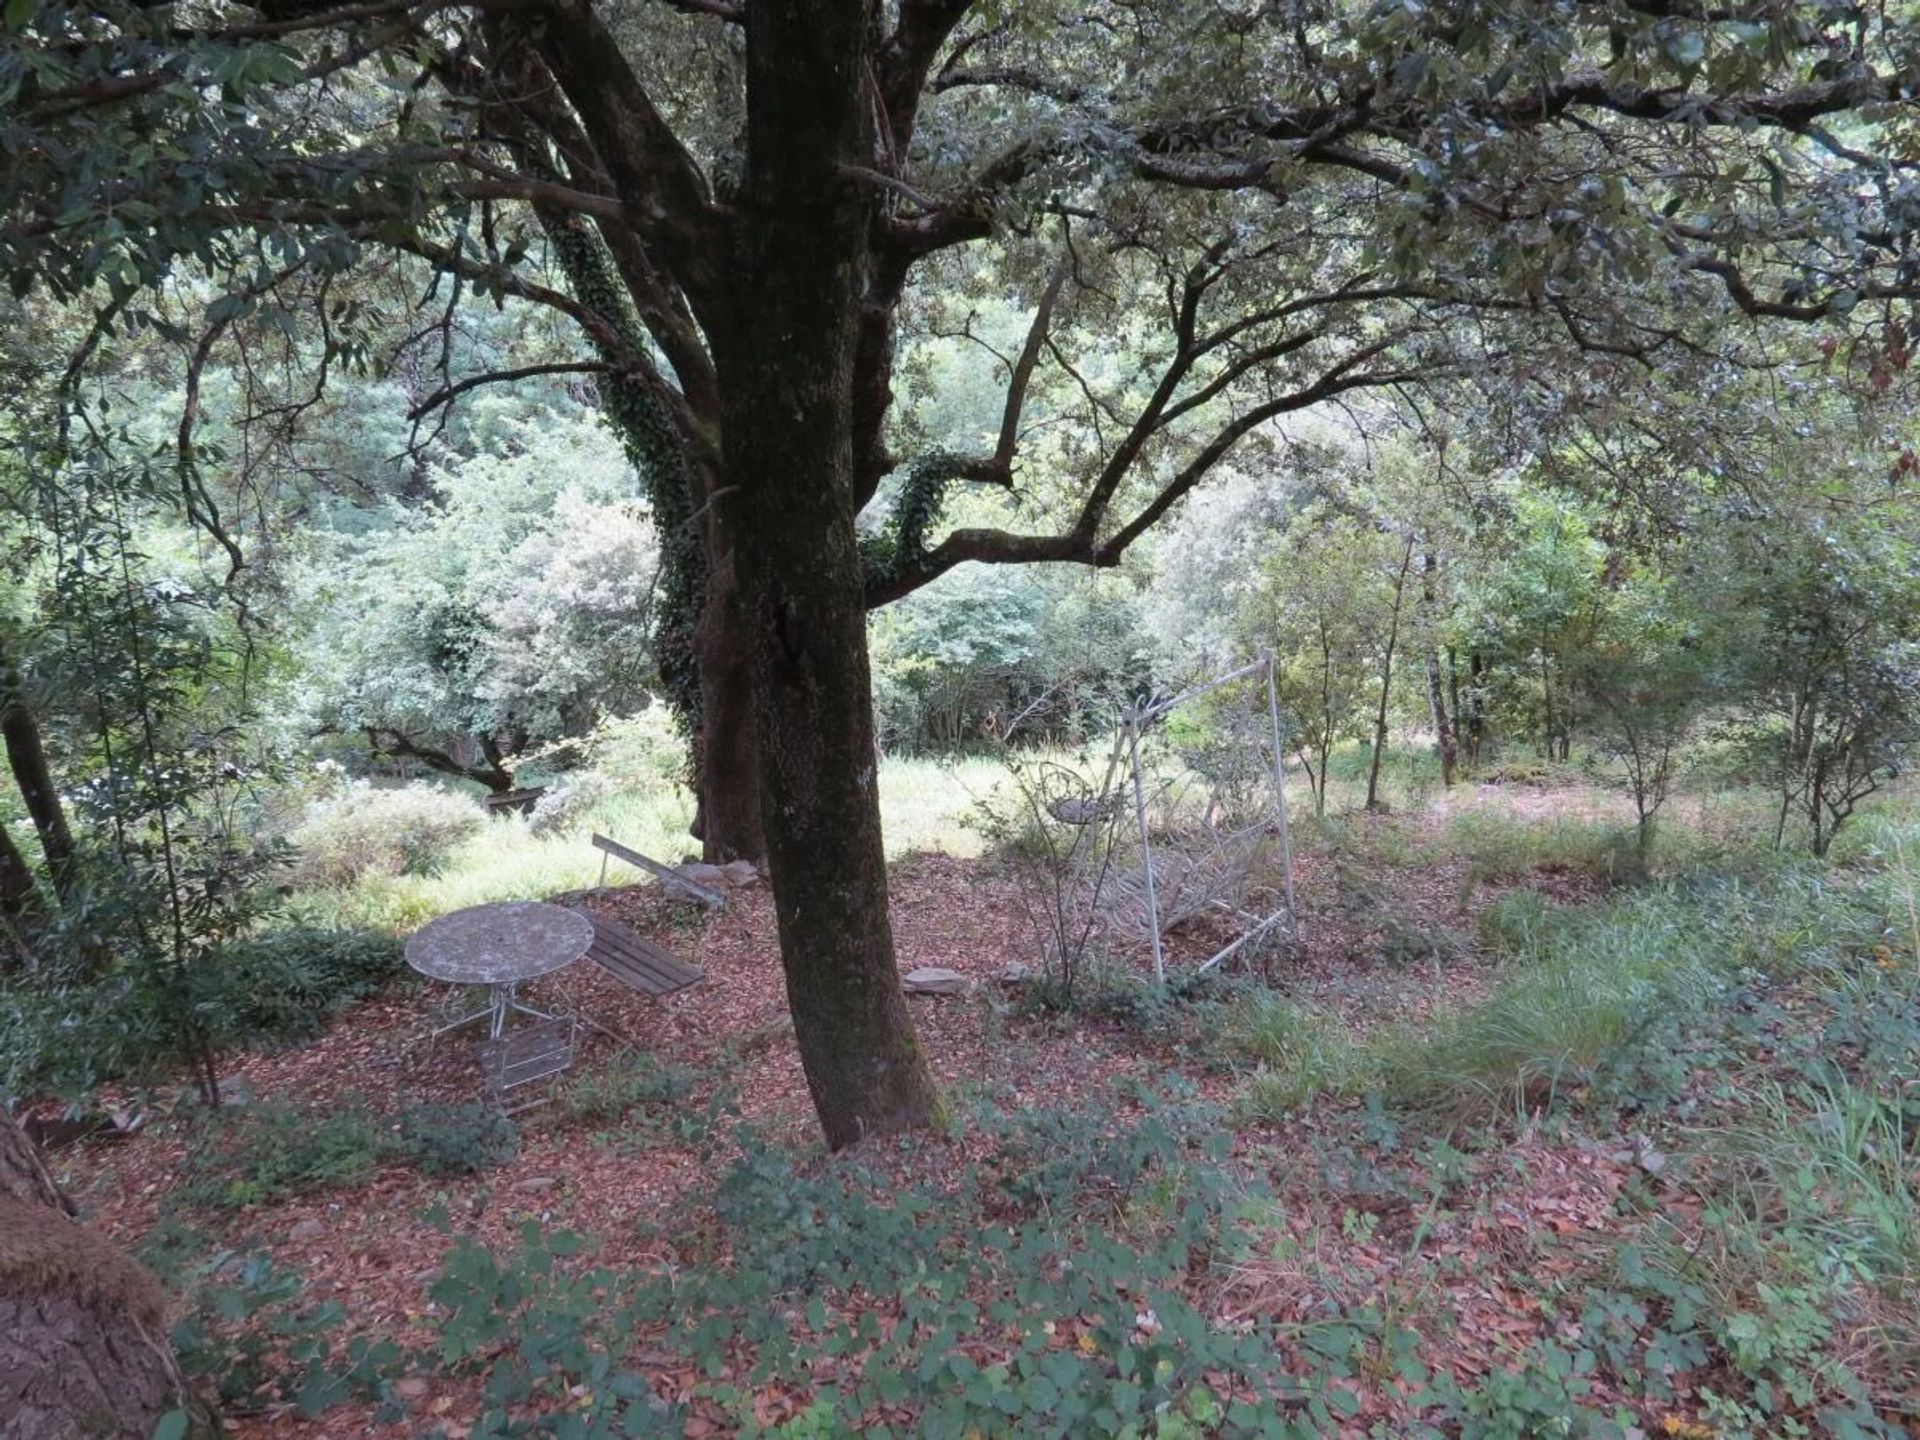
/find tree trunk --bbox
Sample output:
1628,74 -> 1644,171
1465,651 -> 1488,769
1366,539 -> 1415,810
0,820 -> 39,924
1418,554 -> 1456,787
0,1108 -> 206,1440
0,644 -> 75,900
715,0 -> 940,1150
690,548 -> 766,864
0,1106 -> 69,1211
1424,653 -> 1457,788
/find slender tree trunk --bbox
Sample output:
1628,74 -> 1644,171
1419,553 -> 1456,786
1366,539 -> 1415,810
0,644 -> 75,899
0,821 -> 38,924
1424,654 -> 1457,788
1466,651 -> 1488,768
715,0 -> 939,1149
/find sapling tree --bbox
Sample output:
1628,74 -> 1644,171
25,451 -> 287,1103
1730,518 -> 1920,857
1574,573 -> 1712,865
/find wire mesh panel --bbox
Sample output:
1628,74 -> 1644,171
1101,654 -> 1298,984
477,1015 -> 579,1111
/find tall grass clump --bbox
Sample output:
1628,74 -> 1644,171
1224,994 -> 1370,1122
1446,807 -> 1647,896
1652,1076 -> 1920,1404
1364,869 -> 1885,1122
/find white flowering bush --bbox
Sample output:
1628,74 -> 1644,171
287,781 -> 485,888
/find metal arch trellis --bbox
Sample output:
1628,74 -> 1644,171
1116,651 -> 1298,988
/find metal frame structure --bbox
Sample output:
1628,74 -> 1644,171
1120,651 -> 1297,987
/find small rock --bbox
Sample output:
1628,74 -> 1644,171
288,1219 -> 326,1243
513,1176 -> 559,1195
720,859 -> 760,887
903,966 -> 971,996
394,1378 -> 431,1402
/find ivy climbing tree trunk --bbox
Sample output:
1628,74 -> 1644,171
525,193 -> 768,864
713,0 -> 939,1148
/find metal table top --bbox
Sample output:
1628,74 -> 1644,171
404,901 -> 594,987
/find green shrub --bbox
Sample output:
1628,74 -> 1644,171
0,926 -> 403,1097
178,1101 -> 392,1210
392,1102 -> 519,1176
525,771 -> 614,837
177,1097 -> 518,1208
209,927 -> 405,1043
554,1052 -> 695,1127
287,781 -> 484,888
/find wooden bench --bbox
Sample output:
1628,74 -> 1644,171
483,786 -> 547,815
575,909 -> 704,997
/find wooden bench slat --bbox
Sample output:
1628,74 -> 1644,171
591,948 -> 699,996
590,833 -> 724,907
593,930 -> 701,984
594,953 -> 695,997
591,937 -> 684,987
569,909 -> 704,997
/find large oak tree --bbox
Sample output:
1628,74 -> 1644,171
2,0 -> 1914,1145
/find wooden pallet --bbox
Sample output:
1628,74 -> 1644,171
579,911 -> 704,997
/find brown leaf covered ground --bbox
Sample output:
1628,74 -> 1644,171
34,782 -> 1737,1437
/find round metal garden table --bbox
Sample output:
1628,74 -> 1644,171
405,901 -> 594,1040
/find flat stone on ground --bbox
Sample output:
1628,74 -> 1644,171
902,966 -> 971,996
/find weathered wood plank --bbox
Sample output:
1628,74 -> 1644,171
592,941 -> 685,991
595,927 -> 700,981
576,911 -> 704,997
590,833 -> 724,907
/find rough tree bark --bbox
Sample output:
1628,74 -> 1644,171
690,563 -> 766,863
713,0 -> 940,1147
1424,653 -> 1458,788
0,1107 -> 205,1440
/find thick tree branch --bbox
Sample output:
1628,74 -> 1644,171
867,342 -> 1429,605
405,360 -> 608,420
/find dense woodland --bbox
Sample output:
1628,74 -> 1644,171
2,1 -> 1920,1437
